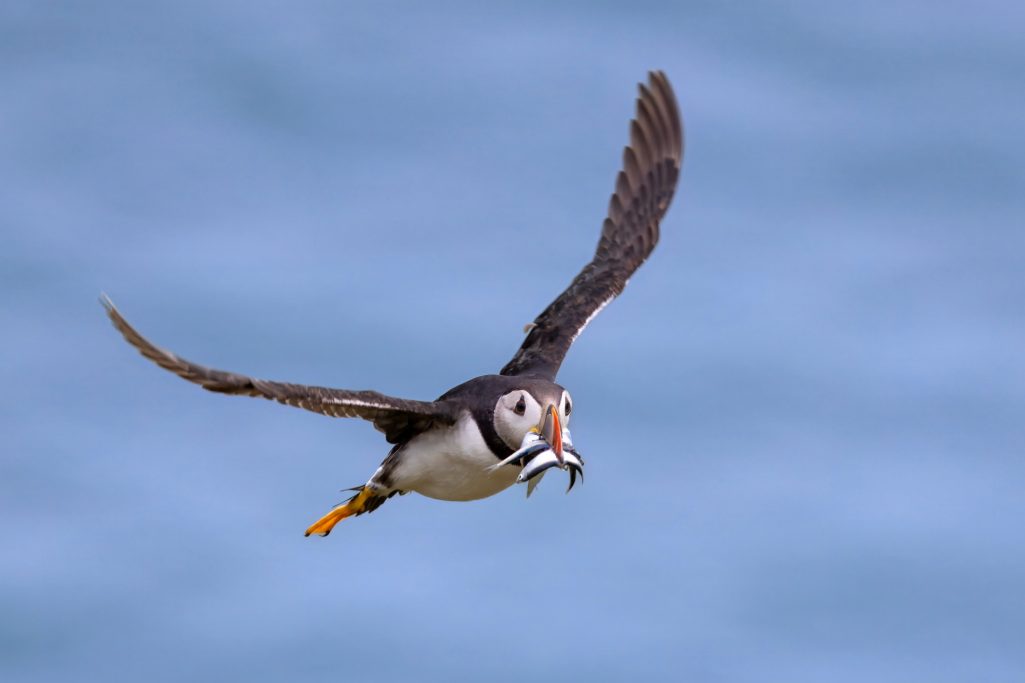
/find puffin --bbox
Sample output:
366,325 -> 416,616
102,71 -> 683,537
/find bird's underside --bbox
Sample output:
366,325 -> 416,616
103,71 -> 684,536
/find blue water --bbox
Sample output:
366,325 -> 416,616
3,2 -> 1023,681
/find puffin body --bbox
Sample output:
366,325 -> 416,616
389,412 -> 522,502
371,375 -> 569,502
103,71 -> 684,537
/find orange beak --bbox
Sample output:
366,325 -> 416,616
540,404 -> 564,465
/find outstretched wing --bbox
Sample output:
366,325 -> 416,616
102,296 -> 459,444
500,71 -> 683,380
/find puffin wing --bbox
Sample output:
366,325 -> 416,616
500,71 -> 683,380
102,296 -> 459,444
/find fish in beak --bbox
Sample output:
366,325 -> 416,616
486,403 -> 584,496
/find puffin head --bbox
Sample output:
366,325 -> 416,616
493,386 -> 572,458
489,383 -> 583,494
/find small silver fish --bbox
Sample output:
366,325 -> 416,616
486,426 -> 584,496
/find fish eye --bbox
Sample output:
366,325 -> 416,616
514,395 -> 526,416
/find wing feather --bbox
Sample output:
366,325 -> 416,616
101,296 -> 458,444
500,71 -> 684,379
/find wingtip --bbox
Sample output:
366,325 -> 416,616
632,70 -> 682,169
99,292 -> 114,312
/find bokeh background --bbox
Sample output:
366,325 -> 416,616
3,1 -> 1023,681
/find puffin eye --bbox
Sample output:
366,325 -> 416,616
514,395 -> 526,416
565,399 -> 572,416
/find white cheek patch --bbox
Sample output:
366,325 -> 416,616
493,393 -> 543,448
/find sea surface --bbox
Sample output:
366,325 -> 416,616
2,2 -> 1023,681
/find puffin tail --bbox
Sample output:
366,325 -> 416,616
304,486 -> 388,537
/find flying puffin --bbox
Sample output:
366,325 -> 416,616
102,71 -> 683,537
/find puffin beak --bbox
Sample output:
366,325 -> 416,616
540,404 -> 564,465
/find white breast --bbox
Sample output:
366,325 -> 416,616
385,411 -> 519,501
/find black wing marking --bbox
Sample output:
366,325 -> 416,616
101,296 -> 459,444
500,71 -> 684,380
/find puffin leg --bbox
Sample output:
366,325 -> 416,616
304,485 -> 386,537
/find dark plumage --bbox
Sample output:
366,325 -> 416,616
102,298 -> 461,445
501,71 -> 683,379
103,71 -> 684,536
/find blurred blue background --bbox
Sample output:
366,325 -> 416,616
2,1 -> 1023,681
